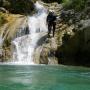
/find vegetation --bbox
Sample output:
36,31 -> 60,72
0,0 -> 88,13
0,0 -> 34,14
62,0 -> 87,11
40,0 -> 87,11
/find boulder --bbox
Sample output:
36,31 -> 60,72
0,7 -> 8,13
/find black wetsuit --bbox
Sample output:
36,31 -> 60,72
47,12 -> 56,37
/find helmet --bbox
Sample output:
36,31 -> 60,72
48,10 -> 55,15
49,9 -> 54,13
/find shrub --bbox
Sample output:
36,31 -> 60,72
62,0 -> 87,11
0,0 -> 34,14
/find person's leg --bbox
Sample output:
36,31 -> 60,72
48,23 -> 52,37
52,22 -> 56,37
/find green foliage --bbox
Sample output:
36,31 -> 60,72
14,0 -> 34,13
0,0 -> 3,6
62,0 -> 70,3
62,0 -> 87,11
3,0 -> 11,9
1,0 -> 34,14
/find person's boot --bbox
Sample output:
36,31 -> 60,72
48,33 -> 50,38
53,31 -> 55,37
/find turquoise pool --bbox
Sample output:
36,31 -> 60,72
0,65 -> 90,90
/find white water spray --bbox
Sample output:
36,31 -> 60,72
11,1 -> 48,65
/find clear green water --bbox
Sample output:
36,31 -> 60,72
0,65 -> 90,90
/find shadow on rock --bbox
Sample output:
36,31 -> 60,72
55,29 -> 90,67
36,34 -> 48,47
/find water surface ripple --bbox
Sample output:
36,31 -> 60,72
0,65 -> 90,90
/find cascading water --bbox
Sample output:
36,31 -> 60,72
12,1 -> 48,64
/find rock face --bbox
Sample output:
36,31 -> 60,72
55,2 -> 90,66
34,2 -> 63,65
33,1 -> 76,65
0,7 -> 8,13
37,1 -> 90,66
0,14 -> 28,61
34,37 -> 58,65
39,38 -> 58,65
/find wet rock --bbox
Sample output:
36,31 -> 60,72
80,19 -> 90,29
40,47 -> 49,64
0,7 -> 8,13
1,47 -> 11,61
33,46 -> 42,64
79,19 -> 90,44
48,49 -> 58,64
39,37 -> 58,65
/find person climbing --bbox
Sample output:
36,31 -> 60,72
47,10 -> 57,37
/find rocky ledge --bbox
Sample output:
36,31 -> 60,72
33,1 -> 90,66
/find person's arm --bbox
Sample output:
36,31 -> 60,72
46,15 -> 49,22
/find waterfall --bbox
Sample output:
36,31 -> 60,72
11,1 -> 48,65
